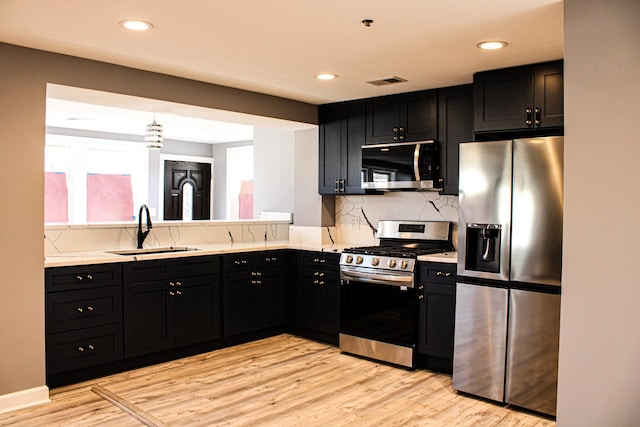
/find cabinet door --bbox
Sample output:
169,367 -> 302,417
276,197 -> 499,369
402,90 -> 438,142
123,281 -> 174,357
174,275 -> 221,346
316,270 -> 340,334
255,267 -> 286,329
474,65 -> 535,132
438,85 -> 473,195
417,282 -> 455,359
295,268 -> 322,329
365,95 -> 401,144
318,103 -> 343,194
341,100 -> 366,194
222,272 -> 254,336
534,61 -> 564,129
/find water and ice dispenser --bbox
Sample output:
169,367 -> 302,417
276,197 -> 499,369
464,224 -> 502,273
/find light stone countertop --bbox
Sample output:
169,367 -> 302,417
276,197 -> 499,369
417,251 -> 458,264
44,242 -> 355,268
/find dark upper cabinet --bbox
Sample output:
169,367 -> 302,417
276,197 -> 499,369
365,90 -> 438,144
318,100 -> 366,194
437,84 -> 473,196
474,60 -> 563,134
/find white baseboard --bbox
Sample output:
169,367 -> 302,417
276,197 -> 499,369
0,386 -> 50,415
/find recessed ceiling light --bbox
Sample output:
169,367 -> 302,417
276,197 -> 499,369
476,41 -> 508,50
316,73 -> 338,81
119,20 -> 154,31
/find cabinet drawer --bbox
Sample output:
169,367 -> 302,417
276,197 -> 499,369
46,286 -> 122,333
46,263 -> 122,292
223,253 -> 254,271
256,251 -> 286,268
174,255 -> 219,277
123,259 -> 173,283
46,324 -> 123,374
419,262 -> 457,284
298,251 -> 339,270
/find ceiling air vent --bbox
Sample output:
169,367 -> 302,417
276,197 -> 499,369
366,76 -> 408,86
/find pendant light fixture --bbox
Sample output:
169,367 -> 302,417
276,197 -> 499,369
145,115 -> 163,150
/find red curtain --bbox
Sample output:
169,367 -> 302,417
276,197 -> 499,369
238,180 -> 254,219
87,174 -> 134,222
44,172 -> 68,223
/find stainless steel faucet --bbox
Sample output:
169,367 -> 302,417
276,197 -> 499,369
137,204 -> 153,249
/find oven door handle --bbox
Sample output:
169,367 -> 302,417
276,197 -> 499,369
340,267 -> 414,288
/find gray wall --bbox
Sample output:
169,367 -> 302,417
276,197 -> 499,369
0,41 -> 315,398
211,140 -> 253,219
558,1 -> 640,424
253,127 -> 295,217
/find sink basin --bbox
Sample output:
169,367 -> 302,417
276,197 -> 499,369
107,246 -> 198,256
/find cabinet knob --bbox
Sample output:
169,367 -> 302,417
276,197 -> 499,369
525,107 -> 533,127
77,346 -> 84,352
169,291 -> 175,296
76,307 -> 83,313
75,275 -> 83,281
176,281 -> 182,287
169,282 -> 175,287
534,107 -> 541,126
418,294 -> 424,300
176,290 -> 182,296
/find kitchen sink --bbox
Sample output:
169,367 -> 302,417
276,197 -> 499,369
106,246 -> 199,256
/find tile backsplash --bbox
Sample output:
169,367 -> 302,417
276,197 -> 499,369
334,192 -> 459,246
44,221 -> 290,255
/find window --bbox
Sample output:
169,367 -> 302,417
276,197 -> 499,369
44,135 -> 149,224
226,145 -> 254,220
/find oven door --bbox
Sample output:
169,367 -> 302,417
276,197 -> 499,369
339,273 -> 417,367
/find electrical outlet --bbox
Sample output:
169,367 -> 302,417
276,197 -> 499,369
348,217 -> 361,230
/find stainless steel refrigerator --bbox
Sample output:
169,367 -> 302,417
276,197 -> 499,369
453,137 -> 563,416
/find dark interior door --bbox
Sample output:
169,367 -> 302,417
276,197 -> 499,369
164,161 -> 211,220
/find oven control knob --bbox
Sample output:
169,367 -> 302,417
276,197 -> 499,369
345,255 -> 353,264
371,257 -> 379,266
388,259 -> 397,268
401,260 -> 409,269
356,256 -> 364,265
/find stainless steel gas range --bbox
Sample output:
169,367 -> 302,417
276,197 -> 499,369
339,220 -> 454,368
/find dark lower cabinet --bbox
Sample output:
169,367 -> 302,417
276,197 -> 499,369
293,251 -> 340,343
417,261 -> 457,373
123,256 -> 221,358
45,263 -> 124,375
222,251 -> 287,337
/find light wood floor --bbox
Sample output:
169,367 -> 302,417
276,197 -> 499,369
0,334 -> 555,426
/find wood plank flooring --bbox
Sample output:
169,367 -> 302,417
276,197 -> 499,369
0,334 -> 556,426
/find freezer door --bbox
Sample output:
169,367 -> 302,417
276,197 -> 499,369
452,283 -> 508,402
511,137 -> 563,285
505,289 -> 561,416
458,140 -> 512,281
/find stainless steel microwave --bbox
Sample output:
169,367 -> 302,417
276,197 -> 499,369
361,141 -> 441,191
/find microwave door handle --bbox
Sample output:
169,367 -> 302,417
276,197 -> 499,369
413,144 -> 420,181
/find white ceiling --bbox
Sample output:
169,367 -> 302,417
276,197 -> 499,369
0,0 -> 564,140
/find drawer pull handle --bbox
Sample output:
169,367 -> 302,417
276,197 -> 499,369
436,272 -> 452,277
